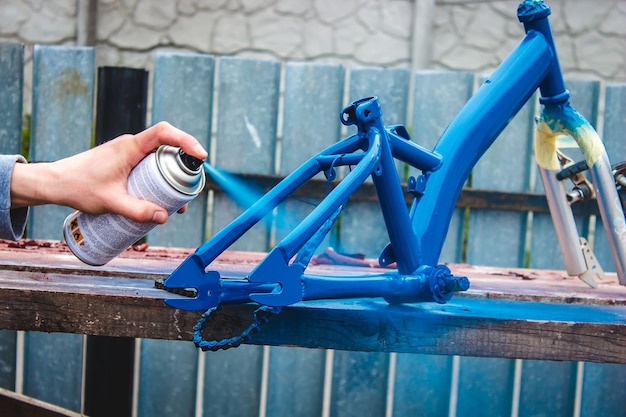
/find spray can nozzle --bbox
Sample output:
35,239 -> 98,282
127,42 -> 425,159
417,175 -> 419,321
178,149 -> 203,172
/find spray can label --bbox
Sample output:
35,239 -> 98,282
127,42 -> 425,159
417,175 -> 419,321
63,145 -> 205,266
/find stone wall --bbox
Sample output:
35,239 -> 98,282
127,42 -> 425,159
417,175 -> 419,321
431,0 -> 626,80
1,0 -> 624,111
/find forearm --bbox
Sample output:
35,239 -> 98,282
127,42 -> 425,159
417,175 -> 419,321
10,161 -> 61,209
7,121 -> 207,224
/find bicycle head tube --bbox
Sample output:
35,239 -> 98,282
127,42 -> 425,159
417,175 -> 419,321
517,0 -> 569,104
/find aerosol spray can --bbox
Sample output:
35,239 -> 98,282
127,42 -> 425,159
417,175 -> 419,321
63,145 -> 206,266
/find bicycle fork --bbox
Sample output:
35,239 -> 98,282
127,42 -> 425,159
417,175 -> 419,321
536,101 -> 626,286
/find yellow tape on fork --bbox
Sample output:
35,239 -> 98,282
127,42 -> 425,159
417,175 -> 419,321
534,104 -> 604,170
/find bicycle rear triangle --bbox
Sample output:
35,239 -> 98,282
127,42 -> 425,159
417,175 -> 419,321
163,96 -> 470,314
161,0 -> 626,350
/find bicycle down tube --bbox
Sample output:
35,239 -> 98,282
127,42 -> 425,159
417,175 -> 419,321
162,0 -> 626,330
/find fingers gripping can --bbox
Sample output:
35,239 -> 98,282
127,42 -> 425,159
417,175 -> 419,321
63,145 -> 205,266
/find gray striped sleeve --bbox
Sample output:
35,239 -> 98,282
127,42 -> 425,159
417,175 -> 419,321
0,154 -> 29,240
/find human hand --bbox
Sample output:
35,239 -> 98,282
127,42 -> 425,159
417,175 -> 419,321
10,122 -> 208,224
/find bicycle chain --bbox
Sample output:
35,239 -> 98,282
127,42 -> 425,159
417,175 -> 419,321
193,305 -> 282,351
154,278 -> 281,351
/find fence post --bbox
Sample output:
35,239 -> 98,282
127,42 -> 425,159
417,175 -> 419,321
203,56 -> 281,417
25,44 -> 94,412
84,66 -> 148,417
211,56 -> 280,252
390,70 -> 475,417
324,66 -> 411,417
593,83 -> 626,272
137,51 -> 215,417
0,42 -> 23,392
412,70 -> 474,263
274,62 -> 345,257
582,82 -> 626,416
267,61 -> 345,417
28,45 -> 94,239
522,79 -> 601,417
460,76 -> 537,417
149,52 -> 214,247
0,43 -> 23,155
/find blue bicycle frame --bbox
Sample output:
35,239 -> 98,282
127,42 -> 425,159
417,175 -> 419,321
163,0 -> 626,313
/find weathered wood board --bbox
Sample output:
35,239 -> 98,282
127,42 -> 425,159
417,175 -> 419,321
0,240 -> 624,364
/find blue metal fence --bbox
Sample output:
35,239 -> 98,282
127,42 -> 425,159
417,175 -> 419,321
0,42 -> 625,417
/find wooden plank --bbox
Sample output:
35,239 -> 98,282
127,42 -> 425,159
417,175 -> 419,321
349,67 -> 410,126
279,62 -> 345,175
583,80 -> 626,417
207,56 -> 281,416
214,57 -> 280,175
0,387 -> 83,417
580,362 -> 626,416
333,67 -> 411,417
206,173 -> 600,215
0,243 -> 624,364
22,334 -> 83,413
466,86 -> 536,267
348,66 -> 410,176
26,45 -> 95,413
221,176 -> 596,214
0,330 -> 16,390
456,357 -> 515,416
530,80 -> 600,272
